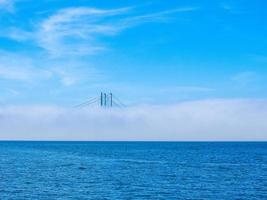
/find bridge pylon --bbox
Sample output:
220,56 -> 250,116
100,92 -> 113,108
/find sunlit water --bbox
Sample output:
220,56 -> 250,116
0,142 -> 266,199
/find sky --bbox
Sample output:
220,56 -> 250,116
0,0 -> 267,140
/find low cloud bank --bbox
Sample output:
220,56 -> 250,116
0,99 -> 267,141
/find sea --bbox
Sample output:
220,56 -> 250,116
0,142 -> 266,199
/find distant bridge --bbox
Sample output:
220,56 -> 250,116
75,92 -> 126,108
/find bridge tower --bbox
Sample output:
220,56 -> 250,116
100,92 -> 113,108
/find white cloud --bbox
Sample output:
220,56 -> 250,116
0,99 -> 266,141
35,6 -> 198,57
36,7 -> 131,57
120,7 -> 198,25
0,5 -> 199,57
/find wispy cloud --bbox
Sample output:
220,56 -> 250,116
30,6 -> 198,57
0,99 -> 266,141
158,86 -> 214,93
89,82 -> 215,104
231,71 -> 257,85
219,2 -> 241,14
119,7 -> 198,26
0,51 -> 99,87
0,27 -> 33,41
0,52 -> 51,82
0,0 -> 25,12
0,0 -> 15,12
36,7 -> 132,56
49,60 -> 101,87
220,2 -> 233,11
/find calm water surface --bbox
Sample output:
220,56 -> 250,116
0,142 -> 266,199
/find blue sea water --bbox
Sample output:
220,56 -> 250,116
0,142 -> 266,199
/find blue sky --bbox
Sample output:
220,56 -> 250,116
0,0 -> 267,140
0,0 -> 266,106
